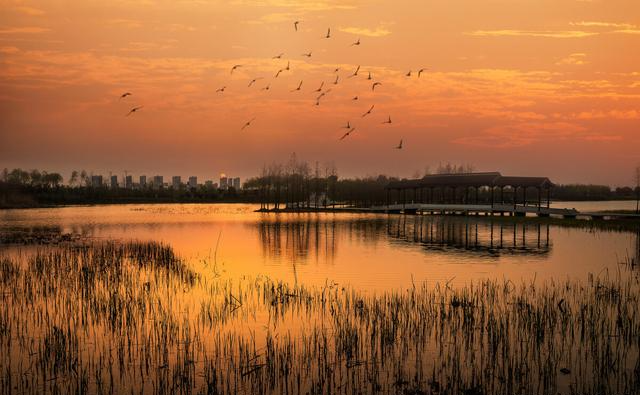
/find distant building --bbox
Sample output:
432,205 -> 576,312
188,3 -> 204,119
213,183 -> 219,189
153,175 -> 163,189
204,180 -> 213,188
110,175 -> 118,189
220,174 -> 228,189
125,175 -> 133,189
172,176 -> 181,189
188,176 -> 197,188
90,175 -> 103,187
233,177 -> 241,190
139,175 -> 147,188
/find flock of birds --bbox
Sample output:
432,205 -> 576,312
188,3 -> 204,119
120,21 -> 428,150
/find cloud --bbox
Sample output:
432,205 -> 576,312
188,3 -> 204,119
571,21 -> 636,29
338,26 -> 391,37
15,6 -> 46,16
232,0 -> 356,12
556,53 -> 588,66
106,19 -> 144,29
0,27 -> 50,34
452,122 -> 587,148
467,30 -> 597,38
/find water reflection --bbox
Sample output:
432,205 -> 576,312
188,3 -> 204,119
387,216 -> 551,257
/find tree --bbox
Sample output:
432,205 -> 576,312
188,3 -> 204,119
634,165 -> 640,214
69,170 -> 79,187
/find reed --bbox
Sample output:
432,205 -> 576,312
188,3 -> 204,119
1,241 -> 638,394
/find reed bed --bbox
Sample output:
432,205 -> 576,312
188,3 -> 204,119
1,241 -> 639,394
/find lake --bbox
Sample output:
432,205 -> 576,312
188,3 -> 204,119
1,203 -> 638,290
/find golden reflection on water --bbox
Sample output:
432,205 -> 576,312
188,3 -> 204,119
1,203 -> 638,289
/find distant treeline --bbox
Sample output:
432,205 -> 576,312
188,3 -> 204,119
1,165 -> 639,209
0,168 -> 256,208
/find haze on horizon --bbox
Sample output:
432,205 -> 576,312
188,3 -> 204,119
0,0 -> 639,186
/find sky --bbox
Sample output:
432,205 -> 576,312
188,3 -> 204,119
0,0 -> 639,186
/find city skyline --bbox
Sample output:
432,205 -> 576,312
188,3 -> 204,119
1,0 -> 639,186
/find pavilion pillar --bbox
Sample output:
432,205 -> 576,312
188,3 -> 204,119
523,187 -> 527,207
513,186 -> 517,212
546,187 -> 551,208
490,187 -> 495,209
500,187 -> 504,205
475,187 -> 479,205
386,189 -> 390,208
537,187 -> 541,212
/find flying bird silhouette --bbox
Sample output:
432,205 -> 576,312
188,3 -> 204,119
275,69 -> 283,78
334,67 -> 340,73
325,28 -> 331,38
216,86 -> 226,93
339,127 -> 356,140
405,70 -> 412,77
248,78 -> 263,87
291,80 -> 303,92
349,65 -> 360,78
395,139 -> 403,149
362,105 -> 374,117
262,84 -> 270,91
315,81 -> 324,92
302,51 -> 312,57
352,96 -> 358,100
342,121 -> 351,129
367,72 -> 372,80
372,82 -> 382,91
126,106 -> 143,116
285,61 -> 290,71
120,92 -> 132,99
351,38 -> 361,46
241,117 -> 256,131
334,75 -> 339,85
273,53 -> 284,59
231,65 -> 242,74
382,116 -> 392,124
294,21 -> 299,31
418,68 -> 428,77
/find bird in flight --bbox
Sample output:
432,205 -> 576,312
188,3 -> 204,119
275,69 -> 283,78
395,139 -> 403,149
372,82 -> 382,91
334,67 -> 340,73
349,65 -> 360,78
405,70 -> 412,77
333,75 -> 339,85
342,121 -> 351,129
241,117 -> 256,131
351,38 -> 361,46
248,78 -> 263,87
291,80 -> 303,92
352,96 -> 358,100
273,53 -> 284,59
382,116 -> 392,124
285,61 -> 290,71
367,72 -> 372,80
261,84 -> 270,91
325,28 -> 331,38
231,65 -> 242,74
216,86 -> 226,93
120,92 -> 132,99
362,105 -> 374,117
294,21 -> 299,31
418,68 -> 428,78
126,106 -> 143,116
339,127 -> 356,140
302,51 -> 312,57
315,82 -> 324,92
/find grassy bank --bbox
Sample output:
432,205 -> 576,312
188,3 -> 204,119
1,241 -> 639,394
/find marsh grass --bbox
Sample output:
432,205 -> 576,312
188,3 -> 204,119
1,241 -> 639,394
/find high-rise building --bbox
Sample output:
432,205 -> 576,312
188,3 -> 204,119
90,175 -> 103,187
188,176 -> 197,188
220,174 -> 228,189
139,175 -> 147,188
172,176 -> 181,189
233,177 -> 241,190
110,175 -> 118,189
153,175 -> 163,189
125,175 -> 133,189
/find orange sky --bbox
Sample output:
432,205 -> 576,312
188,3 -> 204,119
0,0 -> 639,185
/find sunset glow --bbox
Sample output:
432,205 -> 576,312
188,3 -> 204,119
1,0 -> 639,184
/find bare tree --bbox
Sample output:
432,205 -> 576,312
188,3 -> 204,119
634,165 -> 640,214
